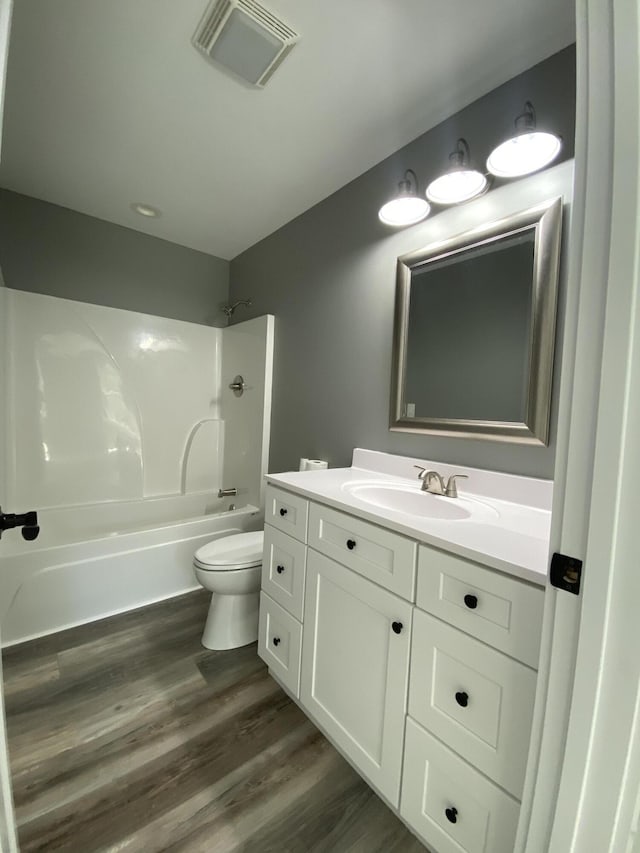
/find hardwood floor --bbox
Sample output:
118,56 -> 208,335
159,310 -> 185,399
3,590 -> 425,852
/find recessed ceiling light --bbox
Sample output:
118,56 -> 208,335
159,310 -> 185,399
131,203 -> 162,218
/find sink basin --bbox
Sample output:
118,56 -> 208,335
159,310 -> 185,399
343,482 -> 499,522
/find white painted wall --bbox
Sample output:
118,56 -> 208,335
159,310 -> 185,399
5,289 -> 223,509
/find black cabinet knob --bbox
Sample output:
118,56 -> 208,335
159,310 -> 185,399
346,539 -> 357,550
279,508 -> 288,517
273,637 -> 281,646
463,594 -> 478,610
392,621 -> 403,634
276,565 -> 285,574
445,807 -> 458,824
455,691 -> 469,708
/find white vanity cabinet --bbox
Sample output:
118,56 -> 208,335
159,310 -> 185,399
258,482 -> 546,853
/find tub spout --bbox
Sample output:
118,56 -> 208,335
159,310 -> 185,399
218,487 -> 238,498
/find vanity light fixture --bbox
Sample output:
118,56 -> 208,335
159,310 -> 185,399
425,138 -> 488,205
487,101 -> 562,178
378,169 -> 430,227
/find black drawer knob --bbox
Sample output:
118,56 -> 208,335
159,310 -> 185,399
273,637 -> 281,647
279,508 -> 288,517
392,621 -> 403,634
276,565 -> 285,574
346,539 -> 357,550
463,593 -> 478,610
445,806 -> 458,824
455,691 -> 469,708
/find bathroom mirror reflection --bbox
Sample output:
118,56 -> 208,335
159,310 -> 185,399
390,197 -> 563,445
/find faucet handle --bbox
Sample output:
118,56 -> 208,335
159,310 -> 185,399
414,465 -> 428,479
445,474 -> 468,498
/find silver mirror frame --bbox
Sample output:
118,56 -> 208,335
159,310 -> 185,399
390,196 -> 563,445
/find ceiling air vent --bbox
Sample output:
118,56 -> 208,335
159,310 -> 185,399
192,0 -> 299,88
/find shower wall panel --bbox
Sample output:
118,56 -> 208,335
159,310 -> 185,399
5,289 -> 222,510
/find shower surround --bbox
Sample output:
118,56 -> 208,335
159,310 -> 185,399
0,289 -> 274,645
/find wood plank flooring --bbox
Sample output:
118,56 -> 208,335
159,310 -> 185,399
3,590 -> 426,852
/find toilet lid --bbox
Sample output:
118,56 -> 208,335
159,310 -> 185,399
194,530 -> 263,570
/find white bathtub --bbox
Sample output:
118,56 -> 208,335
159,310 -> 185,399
0,496 -> 262,647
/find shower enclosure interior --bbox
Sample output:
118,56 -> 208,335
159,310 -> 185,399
0,287 -> 274,646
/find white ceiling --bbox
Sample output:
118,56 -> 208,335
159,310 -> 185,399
0,0 -> 575,260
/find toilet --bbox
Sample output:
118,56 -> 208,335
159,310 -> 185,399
193,530 -> 264,650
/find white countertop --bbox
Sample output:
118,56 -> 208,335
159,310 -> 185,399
265,450 -> 552,587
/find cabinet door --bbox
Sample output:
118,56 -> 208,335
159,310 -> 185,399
300,550 -> 412,807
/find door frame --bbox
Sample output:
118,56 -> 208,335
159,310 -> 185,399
520,1 -> 640,850
0,2 -> 18,850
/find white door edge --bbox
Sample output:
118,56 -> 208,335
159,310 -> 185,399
0,2 -> 19,849
523,1 -> 640,851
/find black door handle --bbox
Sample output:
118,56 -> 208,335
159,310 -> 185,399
392,621 -> 403,634
279,508 -> 288,516
0,508 -> 40,541
346,539 -> 356,550
276,565 -> 285,574
463,593 -> 478,609
273,637 -> 281,646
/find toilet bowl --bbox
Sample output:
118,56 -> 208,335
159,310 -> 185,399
193,530 -> 263,650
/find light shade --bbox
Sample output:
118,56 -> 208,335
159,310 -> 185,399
487,101 -> 561,178
426,139 -> 488,205
379,170 -> 430,227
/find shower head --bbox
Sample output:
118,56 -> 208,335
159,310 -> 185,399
222,299 -> 252,318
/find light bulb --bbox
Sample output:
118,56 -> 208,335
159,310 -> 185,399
378,195 -> 430,227
487,131 -> 562,178
426,169 -> 488,205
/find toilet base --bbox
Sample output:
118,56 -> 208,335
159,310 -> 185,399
201,590 -> 260,650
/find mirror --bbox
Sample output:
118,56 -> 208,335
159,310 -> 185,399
390,197 -> 563,445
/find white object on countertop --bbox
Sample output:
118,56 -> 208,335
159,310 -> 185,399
299,458 -> 328,471
305,459 -> 328,471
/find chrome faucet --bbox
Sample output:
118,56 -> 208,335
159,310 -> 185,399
414,467 -> 468,498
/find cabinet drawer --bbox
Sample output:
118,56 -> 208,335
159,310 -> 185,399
265,485 -> 308,542
409,610 -> 536,797
417,545 -> 544,667
308,502 -> 416,600
401,717 -> 520,853
258,593 -> 302,697
261,525 -> 306,621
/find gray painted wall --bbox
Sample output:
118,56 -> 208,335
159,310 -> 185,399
230,46 -> 576,479
0,190 -> 229,325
